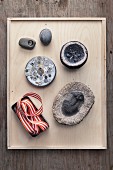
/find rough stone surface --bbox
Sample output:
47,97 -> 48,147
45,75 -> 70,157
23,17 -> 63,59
52,82 -> 95,125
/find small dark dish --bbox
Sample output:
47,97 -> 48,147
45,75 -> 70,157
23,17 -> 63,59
60,41 -> 88,68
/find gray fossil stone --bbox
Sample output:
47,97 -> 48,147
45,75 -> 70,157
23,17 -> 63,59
62,92 -> 84,116
39,29 -> 52,46
52,82 -> 95,125
19,38 -> 36,50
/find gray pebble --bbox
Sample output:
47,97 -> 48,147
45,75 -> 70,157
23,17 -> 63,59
39,29 -> 52,46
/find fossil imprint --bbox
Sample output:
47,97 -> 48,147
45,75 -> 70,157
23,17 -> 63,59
62,92 -> 84,116
52,82 -> 95,125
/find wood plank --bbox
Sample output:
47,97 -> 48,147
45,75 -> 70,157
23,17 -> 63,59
7,18 -> 11,148
101,19 -> 107,148
8,17 -> 106,21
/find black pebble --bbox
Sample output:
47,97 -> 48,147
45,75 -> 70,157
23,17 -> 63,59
19,38 -> 36,50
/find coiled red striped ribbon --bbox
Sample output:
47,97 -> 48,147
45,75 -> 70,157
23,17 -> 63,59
16,92 -> 49,136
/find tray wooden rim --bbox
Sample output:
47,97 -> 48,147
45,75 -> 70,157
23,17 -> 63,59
7,17 -> 106,149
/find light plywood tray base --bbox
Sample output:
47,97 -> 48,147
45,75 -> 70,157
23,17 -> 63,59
7,18 -> 106,149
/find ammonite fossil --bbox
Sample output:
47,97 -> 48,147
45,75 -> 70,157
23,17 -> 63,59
25,56 -> 56,87
60,41 -> 88,68
52,82 -> 95,125
39,29 -> 52,46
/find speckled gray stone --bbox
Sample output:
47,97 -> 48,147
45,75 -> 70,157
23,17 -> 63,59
52,82 -> 95,125
39,29 -> 52,46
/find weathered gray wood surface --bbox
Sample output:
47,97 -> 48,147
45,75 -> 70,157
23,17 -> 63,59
0,0 -> 112,169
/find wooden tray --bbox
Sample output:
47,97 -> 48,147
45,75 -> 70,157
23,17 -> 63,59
7,18 -> 106,149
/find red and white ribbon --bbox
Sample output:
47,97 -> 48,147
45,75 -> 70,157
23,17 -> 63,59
16,92 -> 49,136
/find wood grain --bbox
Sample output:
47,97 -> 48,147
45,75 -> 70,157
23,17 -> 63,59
0,0 -> 112,169
7,18 -> 106,149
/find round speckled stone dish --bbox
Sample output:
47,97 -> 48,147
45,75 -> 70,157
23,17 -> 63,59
25,56 -> 56,87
